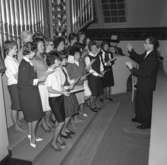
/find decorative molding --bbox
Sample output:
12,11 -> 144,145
86,27 -> 167,41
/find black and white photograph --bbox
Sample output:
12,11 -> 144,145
0,0 -> 166,165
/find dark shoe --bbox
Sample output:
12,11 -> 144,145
131,118 -> 139,123
61,133 -> 72,139
90,107 -> 98,112
136,124 -> 150,129
50,143 -> 62,151
57,141 -> 66,149
57,139 -> 66,146
66,130 -> 75,135
106,97 -> 113,101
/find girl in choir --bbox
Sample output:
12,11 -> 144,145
85,41 -> 104,112
66,48 -> 88,117
54,37 -> 66,56
32,38 -> 53,132
45,39 -> 54,54
101,42 -> 115,100
46,52 -> 68,151
18,42 -> 45,148
4,41 -> 23,132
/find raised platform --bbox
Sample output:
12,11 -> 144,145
7,101 -> 119,165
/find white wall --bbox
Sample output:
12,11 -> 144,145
159,41 -> 167,74
89,0 -> 166,29
0,75 -> 9,161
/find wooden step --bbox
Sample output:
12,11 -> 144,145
33,106 -> 97,165
34,101 -> 120,165
61,101 -> 120,165
8,120 -> 28,151
9,106 -> 97,164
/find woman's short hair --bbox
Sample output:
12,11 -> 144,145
88,41 -> 97,51
33,38 -> 45,50
53,37 -> 65,49
4,40 -> 17,56
46,51 -> 61,66
22,42 -> 36,56
68,33 -> 77,42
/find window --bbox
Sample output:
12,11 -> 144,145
101,0 -> 126,23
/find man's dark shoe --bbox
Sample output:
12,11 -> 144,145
136,124 -> 150,129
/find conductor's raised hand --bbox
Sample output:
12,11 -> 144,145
127,43 -> 133,52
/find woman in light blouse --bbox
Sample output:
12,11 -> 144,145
4,40 -> 23,132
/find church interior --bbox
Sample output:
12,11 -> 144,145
0,0 -> 167,165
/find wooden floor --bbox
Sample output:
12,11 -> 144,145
7,93 -> 150,165
63,93 -> 150,165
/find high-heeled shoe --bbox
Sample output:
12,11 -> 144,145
30,142 -> 36,148
28,134 -> 43,142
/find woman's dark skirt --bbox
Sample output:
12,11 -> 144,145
64,94 -> 79,117
88,75 -> 103,96
103,66 -> 114,87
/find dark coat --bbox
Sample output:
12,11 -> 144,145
129,50 -> 159,91
18,59 -> 43,122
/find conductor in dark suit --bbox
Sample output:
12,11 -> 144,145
126,36 -> 159,129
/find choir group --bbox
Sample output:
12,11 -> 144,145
4,31 -> 116,150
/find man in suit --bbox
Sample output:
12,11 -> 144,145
126,36 -> 159,129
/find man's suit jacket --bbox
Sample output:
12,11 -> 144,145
129,50 -> 159,91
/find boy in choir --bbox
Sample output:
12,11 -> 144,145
46,52 -> 68,151
18,42 -> 46,148
101,41 -> 115,101
31,38 -> 53,132
85,41 -> 104,112
66,48 -> 88,118
4,40 -> 24,132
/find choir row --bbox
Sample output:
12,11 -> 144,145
4,31 -> 116,150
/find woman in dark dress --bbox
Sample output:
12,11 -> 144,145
101,42 -> 115,100
18,42 -> 46,148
